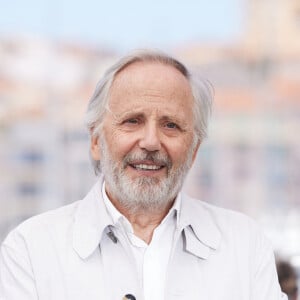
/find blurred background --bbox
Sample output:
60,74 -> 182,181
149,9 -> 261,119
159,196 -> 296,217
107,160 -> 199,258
0,0 -> 300,291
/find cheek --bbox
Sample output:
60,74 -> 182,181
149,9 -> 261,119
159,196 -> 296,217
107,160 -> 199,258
105,131 -> 138,159
167,138 -> 193,164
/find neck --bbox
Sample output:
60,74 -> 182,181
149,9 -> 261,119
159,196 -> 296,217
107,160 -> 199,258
126,209 -> 172,244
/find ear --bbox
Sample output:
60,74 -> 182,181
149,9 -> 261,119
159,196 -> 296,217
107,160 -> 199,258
191,140 -> 201,165
90,134 -> 101,160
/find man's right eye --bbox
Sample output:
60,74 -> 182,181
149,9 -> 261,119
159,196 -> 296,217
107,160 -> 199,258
124,118 -> 139,124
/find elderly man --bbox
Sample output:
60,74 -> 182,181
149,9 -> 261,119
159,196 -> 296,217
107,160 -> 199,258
0,50 -> 286,299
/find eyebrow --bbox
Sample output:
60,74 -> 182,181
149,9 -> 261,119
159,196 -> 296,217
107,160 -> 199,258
112,111 -> 144,122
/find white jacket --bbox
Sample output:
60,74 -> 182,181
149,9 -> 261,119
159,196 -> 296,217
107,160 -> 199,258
0,179 -> 286,299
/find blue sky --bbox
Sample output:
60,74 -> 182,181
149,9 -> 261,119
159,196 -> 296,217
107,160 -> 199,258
0,0 -> 243,51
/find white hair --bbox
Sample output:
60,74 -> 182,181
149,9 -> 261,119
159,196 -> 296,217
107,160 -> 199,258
85,49 -> 213,174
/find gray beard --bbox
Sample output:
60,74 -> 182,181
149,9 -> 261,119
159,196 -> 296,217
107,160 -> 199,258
99,136 -> 195,214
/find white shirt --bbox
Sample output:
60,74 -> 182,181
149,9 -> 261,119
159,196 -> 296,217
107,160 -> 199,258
0,179 -> 287,299
102,182 -> 180,300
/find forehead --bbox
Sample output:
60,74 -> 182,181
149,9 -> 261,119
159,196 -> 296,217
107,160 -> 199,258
108,61 -> 194,110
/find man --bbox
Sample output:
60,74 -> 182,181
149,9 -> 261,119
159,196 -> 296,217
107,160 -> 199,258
0,50 -> 286,299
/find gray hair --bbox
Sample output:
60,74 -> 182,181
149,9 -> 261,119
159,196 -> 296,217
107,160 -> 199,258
85,49 -> 213,174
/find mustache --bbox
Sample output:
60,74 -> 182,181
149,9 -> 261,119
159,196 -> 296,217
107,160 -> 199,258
123,151 -> 172,168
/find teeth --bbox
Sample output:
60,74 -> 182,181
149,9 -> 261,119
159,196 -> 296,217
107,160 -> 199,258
134,164 -> 161,170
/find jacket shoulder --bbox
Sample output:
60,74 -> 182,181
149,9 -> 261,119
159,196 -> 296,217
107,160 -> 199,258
2,200 -> 82,248
184,195 -> 264,238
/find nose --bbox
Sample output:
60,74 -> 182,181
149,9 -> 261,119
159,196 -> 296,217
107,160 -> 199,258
138,123 -> 161,152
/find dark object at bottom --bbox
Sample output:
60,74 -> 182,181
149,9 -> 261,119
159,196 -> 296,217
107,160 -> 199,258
123,294 -> 136,300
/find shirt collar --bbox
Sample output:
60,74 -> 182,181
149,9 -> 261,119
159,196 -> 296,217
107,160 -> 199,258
102,182 -> 123,225
162,192 -> 181,227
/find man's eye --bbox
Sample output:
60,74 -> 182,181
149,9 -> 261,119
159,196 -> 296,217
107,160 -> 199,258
124,119 -> 139,124
165,122 -> 178,129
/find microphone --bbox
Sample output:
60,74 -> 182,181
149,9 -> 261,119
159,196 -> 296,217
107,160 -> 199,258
123,294 -> 136,300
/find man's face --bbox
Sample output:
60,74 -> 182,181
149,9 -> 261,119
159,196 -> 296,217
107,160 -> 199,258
91,61 -> 199,212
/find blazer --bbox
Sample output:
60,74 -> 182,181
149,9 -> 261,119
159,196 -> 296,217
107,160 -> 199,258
0,178 -> 286,299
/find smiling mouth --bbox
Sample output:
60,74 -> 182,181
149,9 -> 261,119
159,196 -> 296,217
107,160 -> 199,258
130,163 -> 164,171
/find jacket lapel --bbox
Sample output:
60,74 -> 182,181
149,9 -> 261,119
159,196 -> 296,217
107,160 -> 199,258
178,194 -> 221,259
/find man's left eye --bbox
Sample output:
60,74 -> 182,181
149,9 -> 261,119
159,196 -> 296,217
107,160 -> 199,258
165,122 -> 178,129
